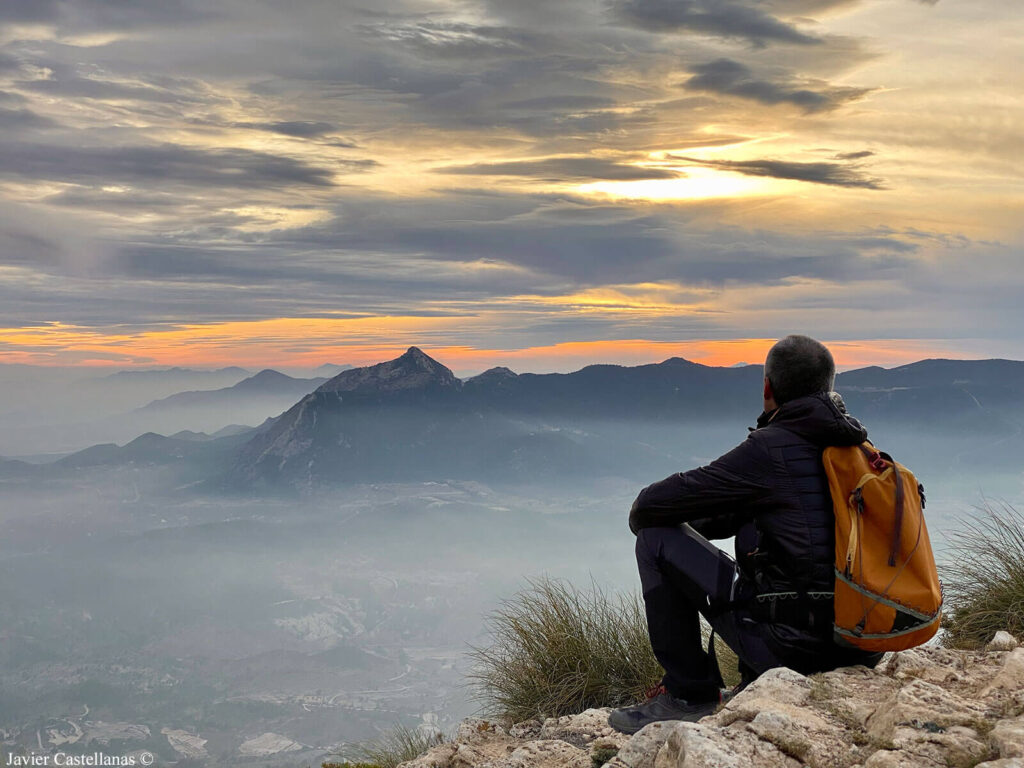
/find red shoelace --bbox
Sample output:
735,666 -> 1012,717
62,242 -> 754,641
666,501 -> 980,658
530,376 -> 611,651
644,683 -> 668,700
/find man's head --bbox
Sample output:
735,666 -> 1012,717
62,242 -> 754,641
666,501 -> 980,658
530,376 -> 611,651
763,335 -> 835,408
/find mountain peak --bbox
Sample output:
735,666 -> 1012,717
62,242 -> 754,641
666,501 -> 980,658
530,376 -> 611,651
230,369 -> 301,392
248,369 -> 292,382
464,366 -> 518,390
317,347 -> 460,394
660,356 -> 699,367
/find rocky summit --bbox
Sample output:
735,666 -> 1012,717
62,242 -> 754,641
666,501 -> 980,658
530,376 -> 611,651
317,347 -> 461,394
399,632 -> 1024,768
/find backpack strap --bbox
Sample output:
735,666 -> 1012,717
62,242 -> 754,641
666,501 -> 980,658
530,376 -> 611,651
857,444 -> 904,566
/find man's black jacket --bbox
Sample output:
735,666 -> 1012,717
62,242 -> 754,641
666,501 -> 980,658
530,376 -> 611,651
629,390 -> 878,663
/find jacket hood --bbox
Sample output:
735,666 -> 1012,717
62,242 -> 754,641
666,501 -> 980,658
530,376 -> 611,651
756,391 -> 867,447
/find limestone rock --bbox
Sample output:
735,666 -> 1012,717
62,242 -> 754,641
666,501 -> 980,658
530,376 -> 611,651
605,721 -> 677,768
983,648 -> 1024,697
817,662 -> 901,729
399,636 -> 1024,768
993,716 -> 1024,759
653,722 -> 747,768
508,719 -> 541,739
862,749 -> 935,768
707,666 -> 813,728
884,646 -> 966,685
888,723 -> 990,767
456,718 -> 508,742
989,632 -> 1021,652
505,739 -> 590,768
866,678 -> 988,741
540,708 -> 627,748
399,743 -> 457,768
736,666 -> 812,706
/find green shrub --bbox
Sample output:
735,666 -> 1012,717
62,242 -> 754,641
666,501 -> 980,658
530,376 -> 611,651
324,724 -> 444,768
943,502 -> 1024,649
468,576 -> 738,722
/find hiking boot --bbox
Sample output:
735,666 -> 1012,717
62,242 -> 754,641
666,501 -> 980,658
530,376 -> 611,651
607,692 -> 720,734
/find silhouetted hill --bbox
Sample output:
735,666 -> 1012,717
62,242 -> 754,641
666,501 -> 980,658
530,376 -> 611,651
47,349 -> 1024,491
461,357 -> 761,421
835,359 -> 1024,434
312,363 -> 355,377
103,366 -> 250,383
0,455 -> 33,477
57,427 -> 256,471
139,369 -> 327,411
839,358 -> 1024,388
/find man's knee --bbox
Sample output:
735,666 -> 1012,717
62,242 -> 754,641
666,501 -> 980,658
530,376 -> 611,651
635,527 -> 660,572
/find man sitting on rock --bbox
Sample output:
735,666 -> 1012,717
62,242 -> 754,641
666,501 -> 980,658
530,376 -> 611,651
609,335 -> 883,734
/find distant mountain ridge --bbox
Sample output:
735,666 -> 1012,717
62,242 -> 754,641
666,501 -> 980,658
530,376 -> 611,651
139,369 -> 327,412
104,366 -> 251,381
47,348 -> 1024,491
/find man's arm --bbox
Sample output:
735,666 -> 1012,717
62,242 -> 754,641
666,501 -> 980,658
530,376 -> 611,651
628,437 -> 772,535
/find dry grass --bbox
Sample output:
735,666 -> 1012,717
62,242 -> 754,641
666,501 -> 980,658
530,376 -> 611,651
942,502 -> 1024,649
324,724 -> 445,768
467,576 -> 739,722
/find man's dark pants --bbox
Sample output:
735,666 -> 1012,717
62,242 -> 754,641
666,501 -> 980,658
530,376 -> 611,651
636,524 -> 785,703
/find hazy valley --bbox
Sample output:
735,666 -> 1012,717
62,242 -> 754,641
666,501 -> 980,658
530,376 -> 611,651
2,350 -> 1023,767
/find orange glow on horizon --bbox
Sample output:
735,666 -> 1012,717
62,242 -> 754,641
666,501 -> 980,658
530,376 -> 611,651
0,318 -> 967,374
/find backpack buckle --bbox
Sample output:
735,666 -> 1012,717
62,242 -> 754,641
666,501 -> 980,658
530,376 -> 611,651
868,451 -> 887,471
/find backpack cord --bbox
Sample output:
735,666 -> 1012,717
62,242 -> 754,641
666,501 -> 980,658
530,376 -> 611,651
889,462 -> 905,566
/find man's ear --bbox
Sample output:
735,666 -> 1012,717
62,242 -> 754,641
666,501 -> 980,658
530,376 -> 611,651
763,377 -> 773,401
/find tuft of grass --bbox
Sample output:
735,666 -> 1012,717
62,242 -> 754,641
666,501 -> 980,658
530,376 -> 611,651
467,576 -> 739,722
591,746 -> 619,767
768,733 -> 812,762
326,724 -> 445,768
942,502 -> 1024,649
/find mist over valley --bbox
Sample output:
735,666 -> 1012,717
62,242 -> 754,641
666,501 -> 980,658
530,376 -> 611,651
1,349 -> 1022,766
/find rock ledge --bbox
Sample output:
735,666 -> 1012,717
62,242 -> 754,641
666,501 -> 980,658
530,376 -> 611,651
400,639 -> 1024,768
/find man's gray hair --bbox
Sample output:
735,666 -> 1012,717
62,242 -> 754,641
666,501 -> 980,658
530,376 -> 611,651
764,335 -> 835,404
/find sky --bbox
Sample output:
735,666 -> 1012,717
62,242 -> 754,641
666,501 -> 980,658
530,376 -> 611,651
0,0 -> 1021,375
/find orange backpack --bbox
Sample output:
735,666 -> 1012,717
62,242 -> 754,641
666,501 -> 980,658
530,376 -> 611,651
822,442 -> 942,651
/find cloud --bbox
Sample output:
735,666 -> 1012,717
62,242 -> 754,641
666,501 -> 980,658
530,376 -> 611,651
0,107 -> 59,131
42,187 -> 188,210
0,0 -> 60,24
683,58 -> 871,112
16,68 -> 220,105
0,0 -> 1010,365
500,95 -> 618,110
609,0 -> 821,46
271,190 -> 916,287
0,142 -> 343,188
0,0 -> 215,30
0,52 -> 21,72
671,154 -> 885,188
231,120 -> 337,138
355,21 -> 538,58
834,150 -> 875,160
767,0 -> 861,13
437,156 -> 685,181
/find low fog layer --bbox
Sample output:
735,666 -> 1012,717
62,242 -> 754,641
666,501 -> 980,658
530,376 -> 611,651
0,364 -> 350,457
1,353 -> 1022,766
